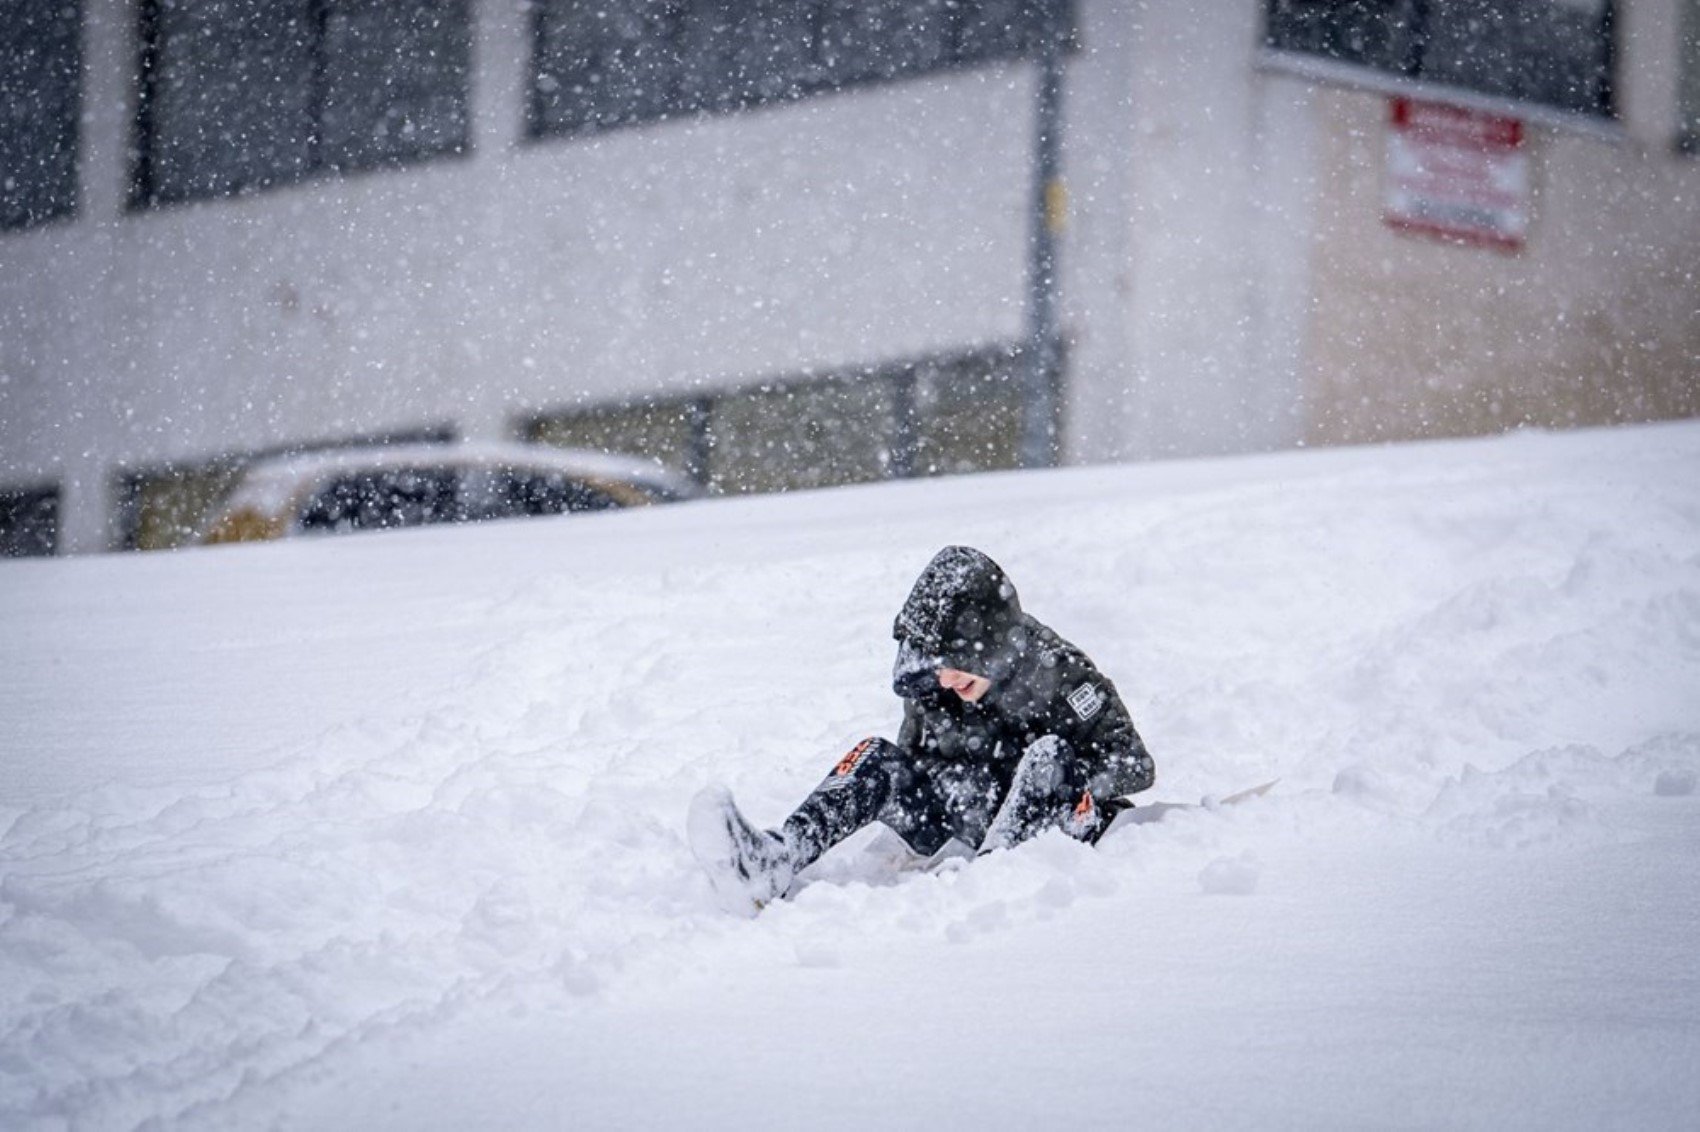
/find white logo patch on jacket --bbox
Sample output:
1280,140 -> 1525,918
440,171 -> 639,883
1067,683 -> 1105,722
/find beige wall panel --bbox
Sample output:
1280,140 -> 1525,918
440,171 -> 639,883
1303,86 -> 1700,445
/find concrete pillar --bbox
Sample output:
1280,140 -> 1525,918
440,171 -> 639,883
473,0 -> 531,156
56,465 -> 115,554
79,0 -> 134,223
457,0 -> 534,446
57,0 -> 138,551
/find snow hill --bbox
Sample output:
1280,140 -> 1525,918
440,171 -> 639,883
3,423 -> 1698,1130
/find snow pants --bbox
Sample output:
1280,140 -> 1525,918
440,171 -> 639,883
780,735 -> 1154,868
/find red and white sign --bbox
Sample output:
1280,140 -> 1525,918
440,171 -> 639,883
1384,97 -> 1529,252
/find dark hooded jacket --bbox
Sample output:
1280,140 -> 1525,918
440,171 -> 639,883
890,547 -> 1153,798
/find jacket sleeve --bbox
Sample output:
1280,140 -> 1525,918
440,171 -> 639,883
1081,685 -> 1154,794
1042,656 -> 1156,799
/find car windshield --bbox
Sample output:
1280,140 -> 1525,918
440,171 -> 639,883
294,464 -> 634,535
498,470 -> 621,516
299,468 -> 465,533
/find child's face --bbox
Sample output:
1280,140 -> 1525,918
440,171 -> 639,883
937,668 -> 992,703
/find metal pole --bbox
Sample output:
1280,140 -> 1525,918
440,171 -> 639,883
685,396 -> 714,489
890,366 -> 918,479
1019,23 -> 1065,470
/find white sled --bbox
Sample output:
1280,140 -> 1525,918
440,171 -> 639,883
1104,779 -> 1278,835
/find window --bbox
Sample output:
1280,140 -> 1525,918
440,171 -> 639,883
530,0 -> 1072,140
706,375 -> 901,494
1,0 -> 80,231
527,343 -> 1037,495
1264,1 -> 1616,119
911,349 -> 1033,478
133,0 -> 471,207
499,471 -> 623,516
0,486 -> 59,556
120,460 -> 247,550
532,398 -> 709,484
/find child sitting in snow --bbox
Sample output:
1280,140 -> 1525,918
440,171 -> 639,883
689,545 -> 1156,913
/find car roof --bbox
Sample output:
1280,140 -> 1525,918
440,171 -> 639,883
222,441 -> 700,512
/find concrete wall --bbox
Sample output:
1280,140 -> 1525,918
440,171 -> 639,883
1063,0 -> 1313,465
1,0 -> 1039,550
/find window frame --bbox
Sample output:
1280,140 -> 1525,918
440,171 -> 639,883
1259,1 -> 1622,137
1680,0 -> 1700,154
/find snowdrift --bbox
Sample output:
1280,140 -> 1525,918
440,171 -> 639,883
2,423 -> 1698,1129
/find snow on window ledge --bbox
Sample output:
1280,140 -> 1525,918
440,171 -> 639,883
1256,49 -> 1628,144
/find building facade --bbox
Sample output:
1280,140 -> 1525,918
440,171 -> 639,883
3,1 -> 1697,554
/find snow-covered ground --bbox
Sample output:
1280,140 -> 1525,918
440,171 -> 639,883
3,422 -> 1698,1129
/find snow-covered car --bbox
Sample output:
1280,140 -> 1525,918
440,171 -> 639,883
196,441 -> 699,545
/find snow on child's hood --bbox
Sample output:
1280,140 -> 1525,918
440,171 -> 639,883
892,545 -> 1025,694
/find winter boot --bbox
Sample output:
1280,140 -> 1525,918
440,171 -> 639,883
687,786 -> 799,916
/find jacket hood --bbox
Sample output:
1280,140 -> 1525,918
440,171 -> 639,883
891,546 -> 1026,698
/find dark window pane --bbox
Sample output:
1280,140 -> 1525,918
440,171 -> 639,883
137,0 -> 472,205
533,0 -> 687,135
321,0 -> 471,171
674,0 -> 743,112
299,468 -> 463,532
530,0 -> 1072,140
706,377 -> 897,494
914,350 -> 1027,477
529,399 -> 702,476
0,487 -> 59,556
1264,0 -> 1615,117
0,0 -> 81,230
738,1 -> 820,101
817,0 -> 953,85
1423,0 -> 1612,116
677,0 -> 814,110
1264,0 -> 1418,72
143,0 -> 316,202
953,0 -> 1069,65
